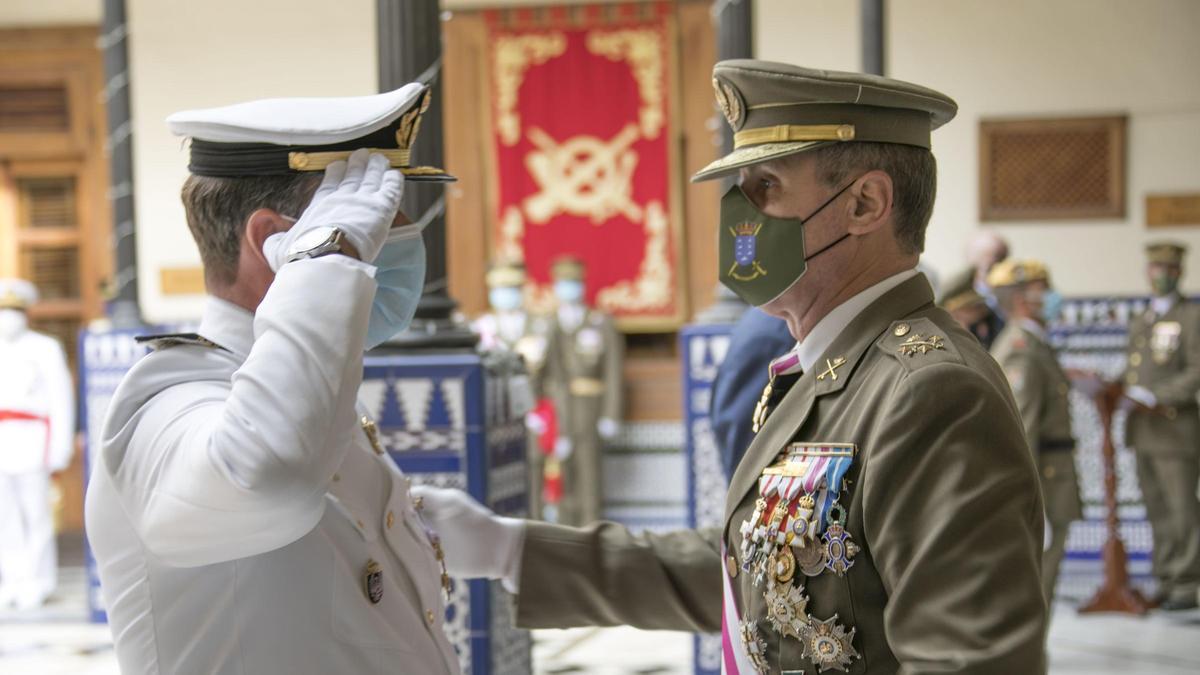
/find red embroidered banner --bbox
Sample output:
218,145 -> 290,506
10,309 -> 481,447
486,3 -> 682,329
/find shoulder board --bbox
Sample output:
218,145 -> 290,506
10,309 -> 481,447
875,317 -> 964,372
134,332 -> 226,351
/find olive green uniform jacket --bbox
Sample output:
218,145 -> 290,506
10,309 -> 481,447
538,308 -> 624,526
1123,295 -> 1200,598
515,275 -> 1048,674
991,320 -> 1082,599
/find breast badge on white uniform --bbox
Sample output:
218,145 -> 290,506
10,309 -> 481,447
736,443 -> 861,672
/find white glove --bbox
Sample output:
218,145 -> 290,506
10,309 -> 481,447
411,486 -> 525,586
597,417 -> 620,440
553,436 -> 573,460
263,149 -> 403,271
1124,385 -> 1157,410
524,412 -> 548,435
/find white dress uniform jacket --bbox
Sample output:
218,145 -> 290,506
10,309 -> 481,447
0,326 -> 74,606
85,257 -> 460,675
0,328 -> 74,475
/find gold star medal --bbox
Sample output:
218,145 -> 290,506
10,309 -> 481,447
764,582 -> 809,639
801,614 -> 860,672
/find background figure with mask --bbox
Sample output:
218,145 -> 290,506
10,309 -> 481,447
0,278 -> 75,610
1122,241 -> 1200,610
542,256 -> 623,526
938,231 -> 1009,348
473,260 -> 556,518
987,260 -> 1081,603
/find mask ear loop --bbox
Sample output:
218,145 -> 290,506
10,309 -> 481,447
387,194 -> 444,243
798,176 -> 863,263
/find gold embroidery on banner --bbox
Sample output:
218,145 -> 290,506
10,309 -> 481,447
492,32 -> 567,146
585,28 -> 665,139
497,206 -> 525,264
595,200 -> 673,312
523,125 -> 643,225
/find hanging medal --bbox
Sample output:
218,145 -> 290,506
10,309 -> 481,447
822,504 -> 860,576
818,447 -> 858,577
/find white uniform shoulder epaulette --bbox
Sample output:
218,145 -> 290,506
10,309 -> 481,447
134,332 -> 226,352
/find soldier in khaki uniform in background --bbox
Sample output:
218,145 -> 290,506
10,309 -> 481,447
988,259 -> 1082,603
1122,241 -> 1200,610
472,260 -> 555,518
416,61 -> 1046,673
541,256 -> 623,526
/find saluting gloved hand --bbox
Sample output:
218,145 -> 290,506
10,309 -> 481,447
411,486 -> 526,586
263,149 -> 403,271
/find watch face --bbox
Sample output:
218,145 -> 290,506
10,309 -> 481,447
288,226 -> 336,256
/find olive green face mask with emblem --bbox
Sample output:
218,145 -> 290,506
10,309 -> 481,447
718,178 -> 858,307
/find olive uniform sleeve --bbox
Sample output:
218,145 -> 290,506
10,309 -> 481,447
515,521 -> 722,633
999,350 -> 1045,453
1147,306 -> 1200,407
862,363 -> 1047,675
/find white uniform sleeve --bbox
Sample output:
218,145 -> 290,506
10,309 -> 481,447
115,256 -> 376,567
44,338 -> 76,471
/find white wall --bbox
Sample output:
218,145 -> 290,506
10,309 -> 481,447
756,0 -> 1200,297
127,0 -> 378,321
0,0 -> 100,26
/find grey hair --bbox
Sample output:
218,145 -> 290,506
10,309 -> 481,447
808,141 -> 938,255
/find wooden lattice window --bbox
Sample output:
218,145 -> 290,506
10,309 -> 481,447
0,84 -> 70,132
979,116 -> 1126,221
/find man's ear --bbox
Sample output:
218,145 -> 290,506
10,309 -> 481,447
243,209 -> 292,265
846,169 -> 893,236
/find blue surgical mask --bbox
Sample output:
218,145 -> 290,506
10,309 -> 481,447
366,224 -> 427,348
280,214 -> 427,349
489,286 -> 523,312
554,280 -> 585,304
1040,289 -> 1063,325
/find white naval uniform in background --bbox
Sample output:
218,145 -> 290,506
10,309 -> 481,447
0,326 -> 74,607
85,256 -> 460,675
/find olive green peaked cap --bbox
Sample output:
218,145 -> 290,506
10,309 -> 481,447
693,60 -> 958,182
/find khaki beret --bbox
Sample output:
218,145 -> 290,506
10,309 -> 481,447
1146,241 -> 1186,266
987,259 -> 1050,289
486,260 -> 527,288
550,256 -> 586,282
693,60 -> 958,182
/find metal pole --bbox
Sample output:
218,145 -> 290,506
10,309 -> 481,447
861,0 -> 885,76
376,0 -> 476,348
101,0 -> 142,327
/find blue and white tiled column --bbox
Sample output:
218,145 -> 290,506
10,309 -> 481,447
680,323 -> 734,675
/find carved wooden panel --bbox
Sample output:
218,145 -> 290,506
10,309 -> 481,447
979,116 -> 1126,221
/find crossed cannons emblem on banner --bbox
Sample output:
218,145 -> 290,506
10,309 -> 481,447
523,123 -> 644,225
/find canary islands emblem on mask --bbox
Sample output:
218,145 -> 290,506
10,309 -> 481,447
729,221 -> 767,282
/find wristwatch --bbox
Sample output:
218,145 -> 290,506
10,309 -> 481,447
285,226 -> 345,263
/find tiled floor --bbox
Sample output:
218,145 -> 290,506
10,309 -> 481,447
3,537 -> 1199,674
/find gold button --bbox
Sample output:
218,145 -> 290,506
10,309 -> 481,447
893,323 -> 911,337
1129,353 -> 1142,367
386,511 -> 395,529
413,496 -> 424,511
1044,465 -> 1057,479
726,555 -> 739,579
425,609 -> 435,625
1126,372 -> 1139,385
356,519 -> 365,530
